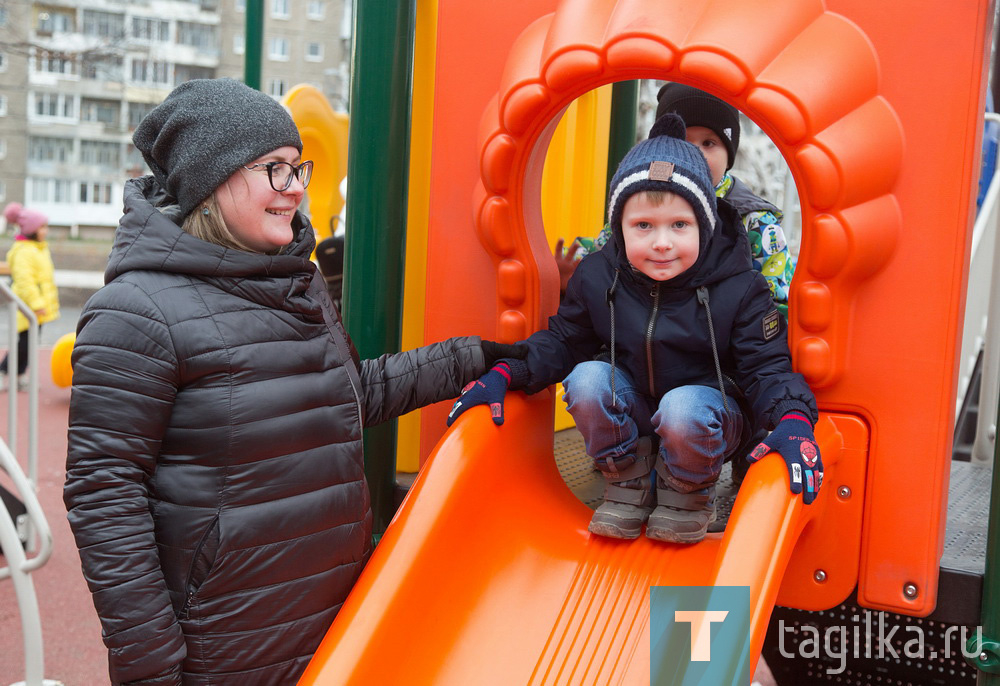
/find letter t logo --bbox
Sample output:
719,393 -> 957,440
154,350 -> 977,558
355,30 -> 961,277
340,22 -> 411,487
674,610 -> 729,661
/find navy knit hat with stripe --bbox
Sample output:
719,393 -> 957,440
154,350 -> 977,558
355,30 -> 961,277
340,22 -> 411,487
607,113 -> 718,244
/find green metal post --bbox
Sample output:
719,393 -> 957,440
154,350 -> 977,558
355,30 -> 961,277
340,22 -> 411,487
972,387 -> 1000,682
343,0 -> 414,536
605,80 -> 639,197
244,0 -> 264,89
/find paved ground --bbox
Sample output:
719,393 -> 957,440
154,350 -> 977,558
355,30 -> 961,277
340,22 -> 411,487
0,348 -> 107,685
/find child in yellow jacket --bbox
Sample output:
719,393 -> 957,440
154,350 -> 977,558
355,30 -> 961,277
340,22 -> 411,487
2,202 -> 59,390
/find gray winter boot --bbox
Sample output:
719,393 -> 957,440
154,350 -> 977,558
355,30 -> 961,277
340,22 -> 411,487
646,471 -> 716,544
588,437 -> 656,540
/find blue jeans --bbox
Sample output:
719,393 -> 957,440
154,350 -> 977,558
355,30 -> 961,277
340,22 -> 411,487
562,361 -> 744,492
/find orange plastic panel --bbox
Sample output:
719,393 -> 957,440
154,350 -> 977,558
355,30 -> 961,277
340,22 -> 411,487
300,398 -> 855,685
417,0 -> 993,616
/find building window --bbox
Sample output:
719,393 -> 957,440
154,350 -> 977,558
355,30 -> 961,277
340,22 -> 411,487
128,102 -> 155,129
0,95 -> 7,116
177,22 -> 217,51
305,42 -> 323,62
268,79 -> 286,98
82,55 -> 123,81
29,136 -> 74,163
131,59 -> 170,85
34,92 -> 75,119
31,178 -> 76,203
132,17 -> 170,42
80,182 -> 113,204
271,0 -> 289,19
35,50 -> 76,76
235,0 -> 245,12
37,9 -> 73,34
0,139 -> 7,160
174,64 -> 215,86
0,7 -> 7,27
82,10 -> 125,40
80,98 -> 120,126
269,37 -> 289,61
307,1 -> 325,19
80,141 -> 121,169
0,53 -> 6,73
233,34 -> 244,55
0,181 -> 6,202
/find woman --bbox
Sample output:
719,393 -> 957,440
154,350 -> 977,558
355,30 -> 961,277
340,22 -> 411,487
1,202 -> 59,391
64,78 -> 519,685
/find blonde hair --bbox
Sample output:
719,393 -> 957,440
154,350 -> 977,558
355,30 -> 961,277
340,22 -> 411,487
181,193 -> 260,253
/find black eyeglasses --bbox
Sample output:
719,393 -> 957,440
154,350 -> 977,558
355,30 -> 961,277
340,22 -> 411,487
242,160 -> 314,192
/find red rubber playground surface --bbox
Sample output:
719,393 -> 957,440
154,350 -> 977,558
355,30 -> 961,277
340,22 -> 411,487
0,349 -> 107,685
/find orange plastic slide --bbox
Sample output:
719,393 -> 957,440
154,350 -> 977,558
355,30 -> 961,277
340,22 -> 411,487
299,395 -> 858,684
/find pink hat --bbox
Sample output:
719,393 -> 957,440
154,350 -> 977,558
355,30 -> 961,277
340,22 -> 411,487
3,202 -> 48,238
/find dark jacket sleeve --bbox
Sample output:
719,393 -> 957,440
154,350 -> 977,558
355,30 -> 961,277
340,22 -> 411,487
64,281 -> 186,686
359,335 -> 486,426
519,264 -> 604,394
728,274 -> 818,429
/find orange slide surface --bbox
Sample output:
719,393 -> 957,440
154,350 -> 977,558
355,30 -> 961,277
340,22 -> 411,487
300,394 -> 858,685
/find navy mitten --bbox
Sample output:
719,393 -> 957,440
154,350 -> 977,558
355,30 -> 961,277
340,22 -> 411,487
746,412 -> 823,504
447,361 -> 513,426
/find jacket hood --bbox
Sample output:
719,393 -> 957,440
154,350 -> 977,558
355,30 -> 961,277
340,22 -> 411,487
607,196 -> 753,291
107,176 -> 317,285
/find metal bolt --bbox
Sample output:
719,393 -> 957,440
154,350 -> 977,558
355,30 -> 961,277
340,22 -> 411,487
981,651 -> 989,662
814,570 -> 827,583
837,486 -> 851,499
903,583 -> 918,599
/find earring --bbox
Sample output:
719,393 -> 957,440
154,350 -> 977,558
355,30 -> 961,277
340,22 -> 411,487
202,207 -> 210,216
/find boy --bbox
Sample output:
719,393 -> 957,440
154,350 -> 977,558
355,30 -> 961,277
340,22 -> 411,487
656,82 -> 795,318
560,84 -> 795,318
450,115 -> 821,544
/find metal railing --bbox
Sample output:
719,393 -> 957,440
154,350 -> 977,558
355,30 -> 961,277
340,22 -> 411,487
0,439 -> 59,686
0,281 -> 60,686
963,113 -> 1000,463
0,279 -> 39,491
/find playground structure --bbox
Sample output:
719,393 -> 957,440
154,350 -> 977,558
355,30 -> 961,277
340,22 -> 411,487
300,0 -> 1000,684
3,0 -> 999,683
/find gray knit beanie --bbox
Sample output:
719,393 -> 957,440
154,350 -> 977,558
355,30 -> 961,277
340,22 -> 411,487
608,113 -> 718,243
133,78 -> 303,219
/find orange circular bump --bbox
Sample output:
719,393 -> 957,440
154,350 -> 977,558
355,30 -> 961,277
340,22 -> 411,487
795,336 -> 833,387
808,214 -> 849,279
498,259 -> 527,307
499,310 -> 528,343
50,332 -> 75,388
795,281 -> 834,333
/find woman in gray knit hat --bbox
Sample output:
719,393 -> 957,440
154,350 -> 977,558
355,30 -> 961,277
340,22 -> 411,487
63,78 -> 523,686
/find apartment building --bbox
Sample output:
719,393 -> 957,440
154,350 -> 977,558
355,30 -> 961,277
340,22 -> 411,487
0,0 -> 349,237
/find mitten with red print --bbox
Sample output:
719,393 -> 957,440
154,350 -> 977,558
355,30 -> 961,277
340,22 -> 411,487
746,412 -> 823,504
447,362 -> 515,427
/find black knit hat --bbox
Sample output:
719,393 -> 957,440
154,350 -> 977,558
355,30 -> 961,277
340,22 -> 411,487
607,113 -> 718,245
133,78 -> 303,219
653,83 -> 740,170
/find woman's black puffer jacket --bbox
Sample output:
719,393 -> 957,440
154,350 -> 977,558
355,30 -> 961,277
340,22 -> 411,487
64,176 -> 485,685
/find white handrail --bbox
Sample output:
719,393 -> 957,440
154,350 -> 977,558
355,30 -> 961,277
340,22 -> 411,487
0,436 -> 56,686
0,279 -> 39,486
973,112 -> 1000,463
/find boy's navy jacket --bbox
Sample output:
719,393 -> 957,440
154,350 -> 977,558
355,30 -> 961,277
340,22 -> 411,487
521,198 -> 817,432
